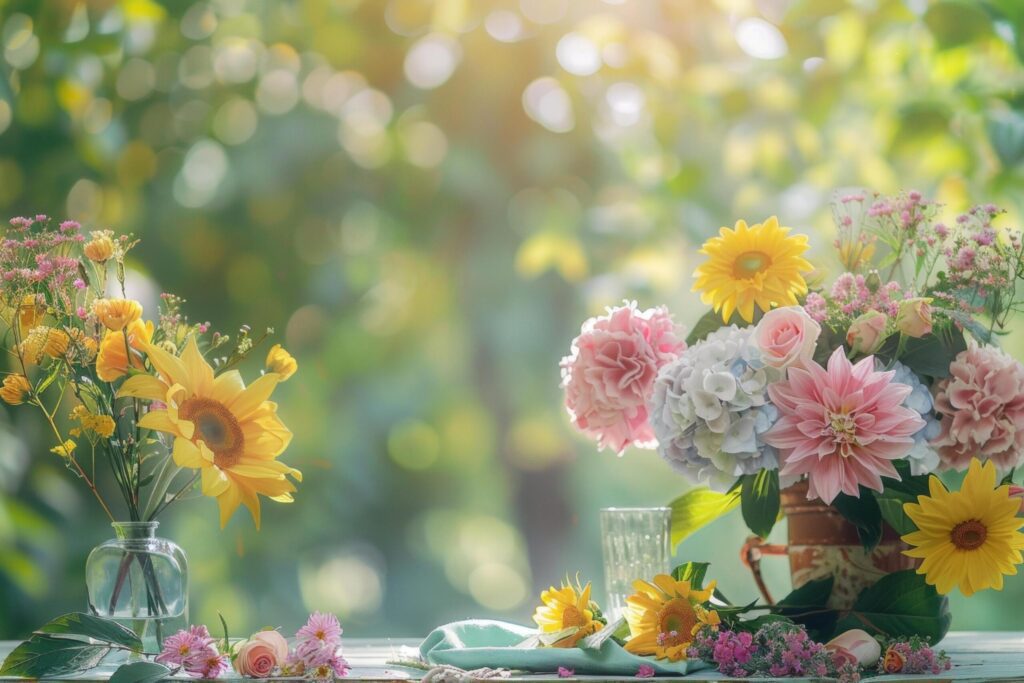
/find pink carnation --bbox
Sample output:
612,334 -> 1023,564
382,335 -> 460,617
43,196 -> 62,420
764,347 -> 925,504
932,344 -> 1024,471
561,302 -> 685,454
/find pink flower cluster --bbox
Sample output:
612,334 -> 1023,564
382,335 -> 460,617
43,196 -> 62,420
561,302 -> 685,454
283,612 -> 350,680
879,637 -> 951,675
932,344 -> 1024,472
830,273 -> 905,319
1,216 -> 85,293
155,625 -> 230,678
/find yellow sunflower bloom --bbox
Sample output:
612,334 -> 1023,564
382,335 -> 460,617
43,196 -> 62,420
692,217 -> 813,323
624,575 -> 720,662
532,581 -> 601,647
902,458 -> 1024,596
117,337 -> 301,529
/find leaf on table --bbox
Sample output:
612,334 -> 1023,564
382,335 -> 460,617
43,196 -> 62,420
668,487 -> 740,550
110,661 -> 172,683
0,634 -> 111,678
776,576 -> 838,640
36,612 -> 143,650
740,469 -> 780,539
835,570 -> 952,642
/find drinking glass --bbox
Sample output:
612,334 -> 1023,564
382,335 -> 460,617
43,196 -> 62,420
599,507 -> 671,621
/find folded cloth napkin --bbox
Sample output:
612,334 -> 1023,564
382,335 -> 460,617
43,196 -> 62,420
420,619 -> 706,676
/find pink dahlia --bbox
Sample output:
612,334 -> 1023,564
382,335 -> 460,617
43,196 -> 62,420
763,347 -> 925,504
561,302 -> 685,454
933,344 -> 1024,471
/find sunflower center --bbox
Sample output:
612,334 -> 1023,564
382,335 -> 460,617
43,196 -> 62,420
655,598 -> 696,647
732,250 -> 773,279
561,605 -> 586,629
950,519 -> 987,550
179,397 -> 244,468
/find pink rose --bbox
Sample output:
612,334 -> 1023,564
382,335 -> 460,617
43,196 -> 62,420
561,302 -> 685,454
235,631 -> 288,678
895,297 -> 932,337
845,310 -> 888,355
753,306 -> 820,370
825,629 -> 881,668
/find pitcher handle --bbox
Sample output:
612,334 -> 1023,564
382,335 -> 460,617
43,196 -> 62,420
739,536 -> 788,606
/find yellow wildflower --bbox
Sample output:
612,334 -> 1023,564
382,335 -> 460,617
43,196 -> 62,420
96,319 -> 154,382
50,439 -> 76,458
83,230 -> 116,262
0,374 -> 31,405
93,298 -> 143,331
265,344 -> 298,381
532,580 -> 602,647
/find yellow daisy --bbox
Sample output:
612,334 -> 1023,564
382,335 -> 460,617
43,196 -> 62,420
117,336 -> 301,528
692,217 -> 813,323
532,581 -> 601,647
624,575 -> 720,662
902,458 -> 1024,596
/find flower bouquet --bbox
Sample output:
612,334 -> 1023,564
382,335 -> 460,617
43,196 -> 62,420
561,192 -> 1024,640
0,215 -> 301,647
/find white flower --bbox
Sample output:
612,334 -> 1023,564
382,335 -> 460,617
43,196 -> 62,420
649,325 -> 783,490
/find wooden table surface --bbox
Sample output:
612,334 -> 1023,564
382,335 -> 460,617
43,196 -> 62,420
3,632 -> 1024,681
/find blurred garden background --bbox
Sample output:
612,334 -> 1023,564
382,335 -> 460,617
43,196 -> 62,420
3,0 -> 1024,638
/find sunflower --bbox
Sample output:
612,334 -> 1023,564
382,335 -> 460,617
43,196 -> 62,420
117,337 -> 301,528
692,217 -> 813,323
624,575 -> 720,662
902,458 -> 1024,596
532,581 -> 602,647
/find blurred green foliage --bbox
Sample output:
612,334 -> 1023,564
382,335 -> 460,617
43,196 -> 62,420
2,0 -> 1024,639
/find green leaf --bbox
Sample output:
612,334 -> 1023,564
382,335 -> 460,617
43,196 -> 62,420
897,331 -> 966,379
740,470 -> 780,539
668,487 -> 741,550
110,661 -> 172,683
988,110 -> 1024,168
671,561 -> 709,589
883,462 -> 931,497
36,612 -> 143,651
0,635 -> 111,678
835,570 -> 952,642
685,309 -> 728,346
876,491 -> 919,537
734,613 -> 794,633
832,488 -> 883,551
776,577 -> 838,640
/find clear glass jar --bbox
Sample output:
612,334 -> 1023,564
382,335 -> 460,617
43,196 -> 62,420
85,522 -> 188,653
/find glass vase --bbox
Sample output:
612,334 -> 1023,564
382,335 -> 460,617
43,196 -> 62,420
85,521 -> 188,653
599,507 -> 672,621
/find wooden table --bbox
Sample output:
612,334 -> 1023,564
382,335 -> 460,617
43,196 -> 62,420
3,633 -> 1024,681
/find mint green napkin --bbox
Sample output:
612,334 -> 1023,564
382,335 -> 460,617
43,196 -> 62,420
420,619 -> 707,676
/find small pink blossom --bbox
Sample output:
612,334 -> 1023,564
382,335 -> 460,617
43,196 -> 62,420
561,302 -> 685,454
635,664 -> 656,678
764,347 -> 924,504
296,612 -> 343,647
557,666 -> 574,677
933,344 -> 1024,471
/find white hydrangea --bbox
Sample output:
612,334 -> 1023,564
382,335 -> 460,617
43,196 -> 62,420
648,325 -> 783,490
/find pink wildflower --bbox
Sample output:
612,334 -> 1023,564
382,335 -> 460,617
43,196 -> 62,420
635,664 -> 656,678
557,666 -> 574,678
